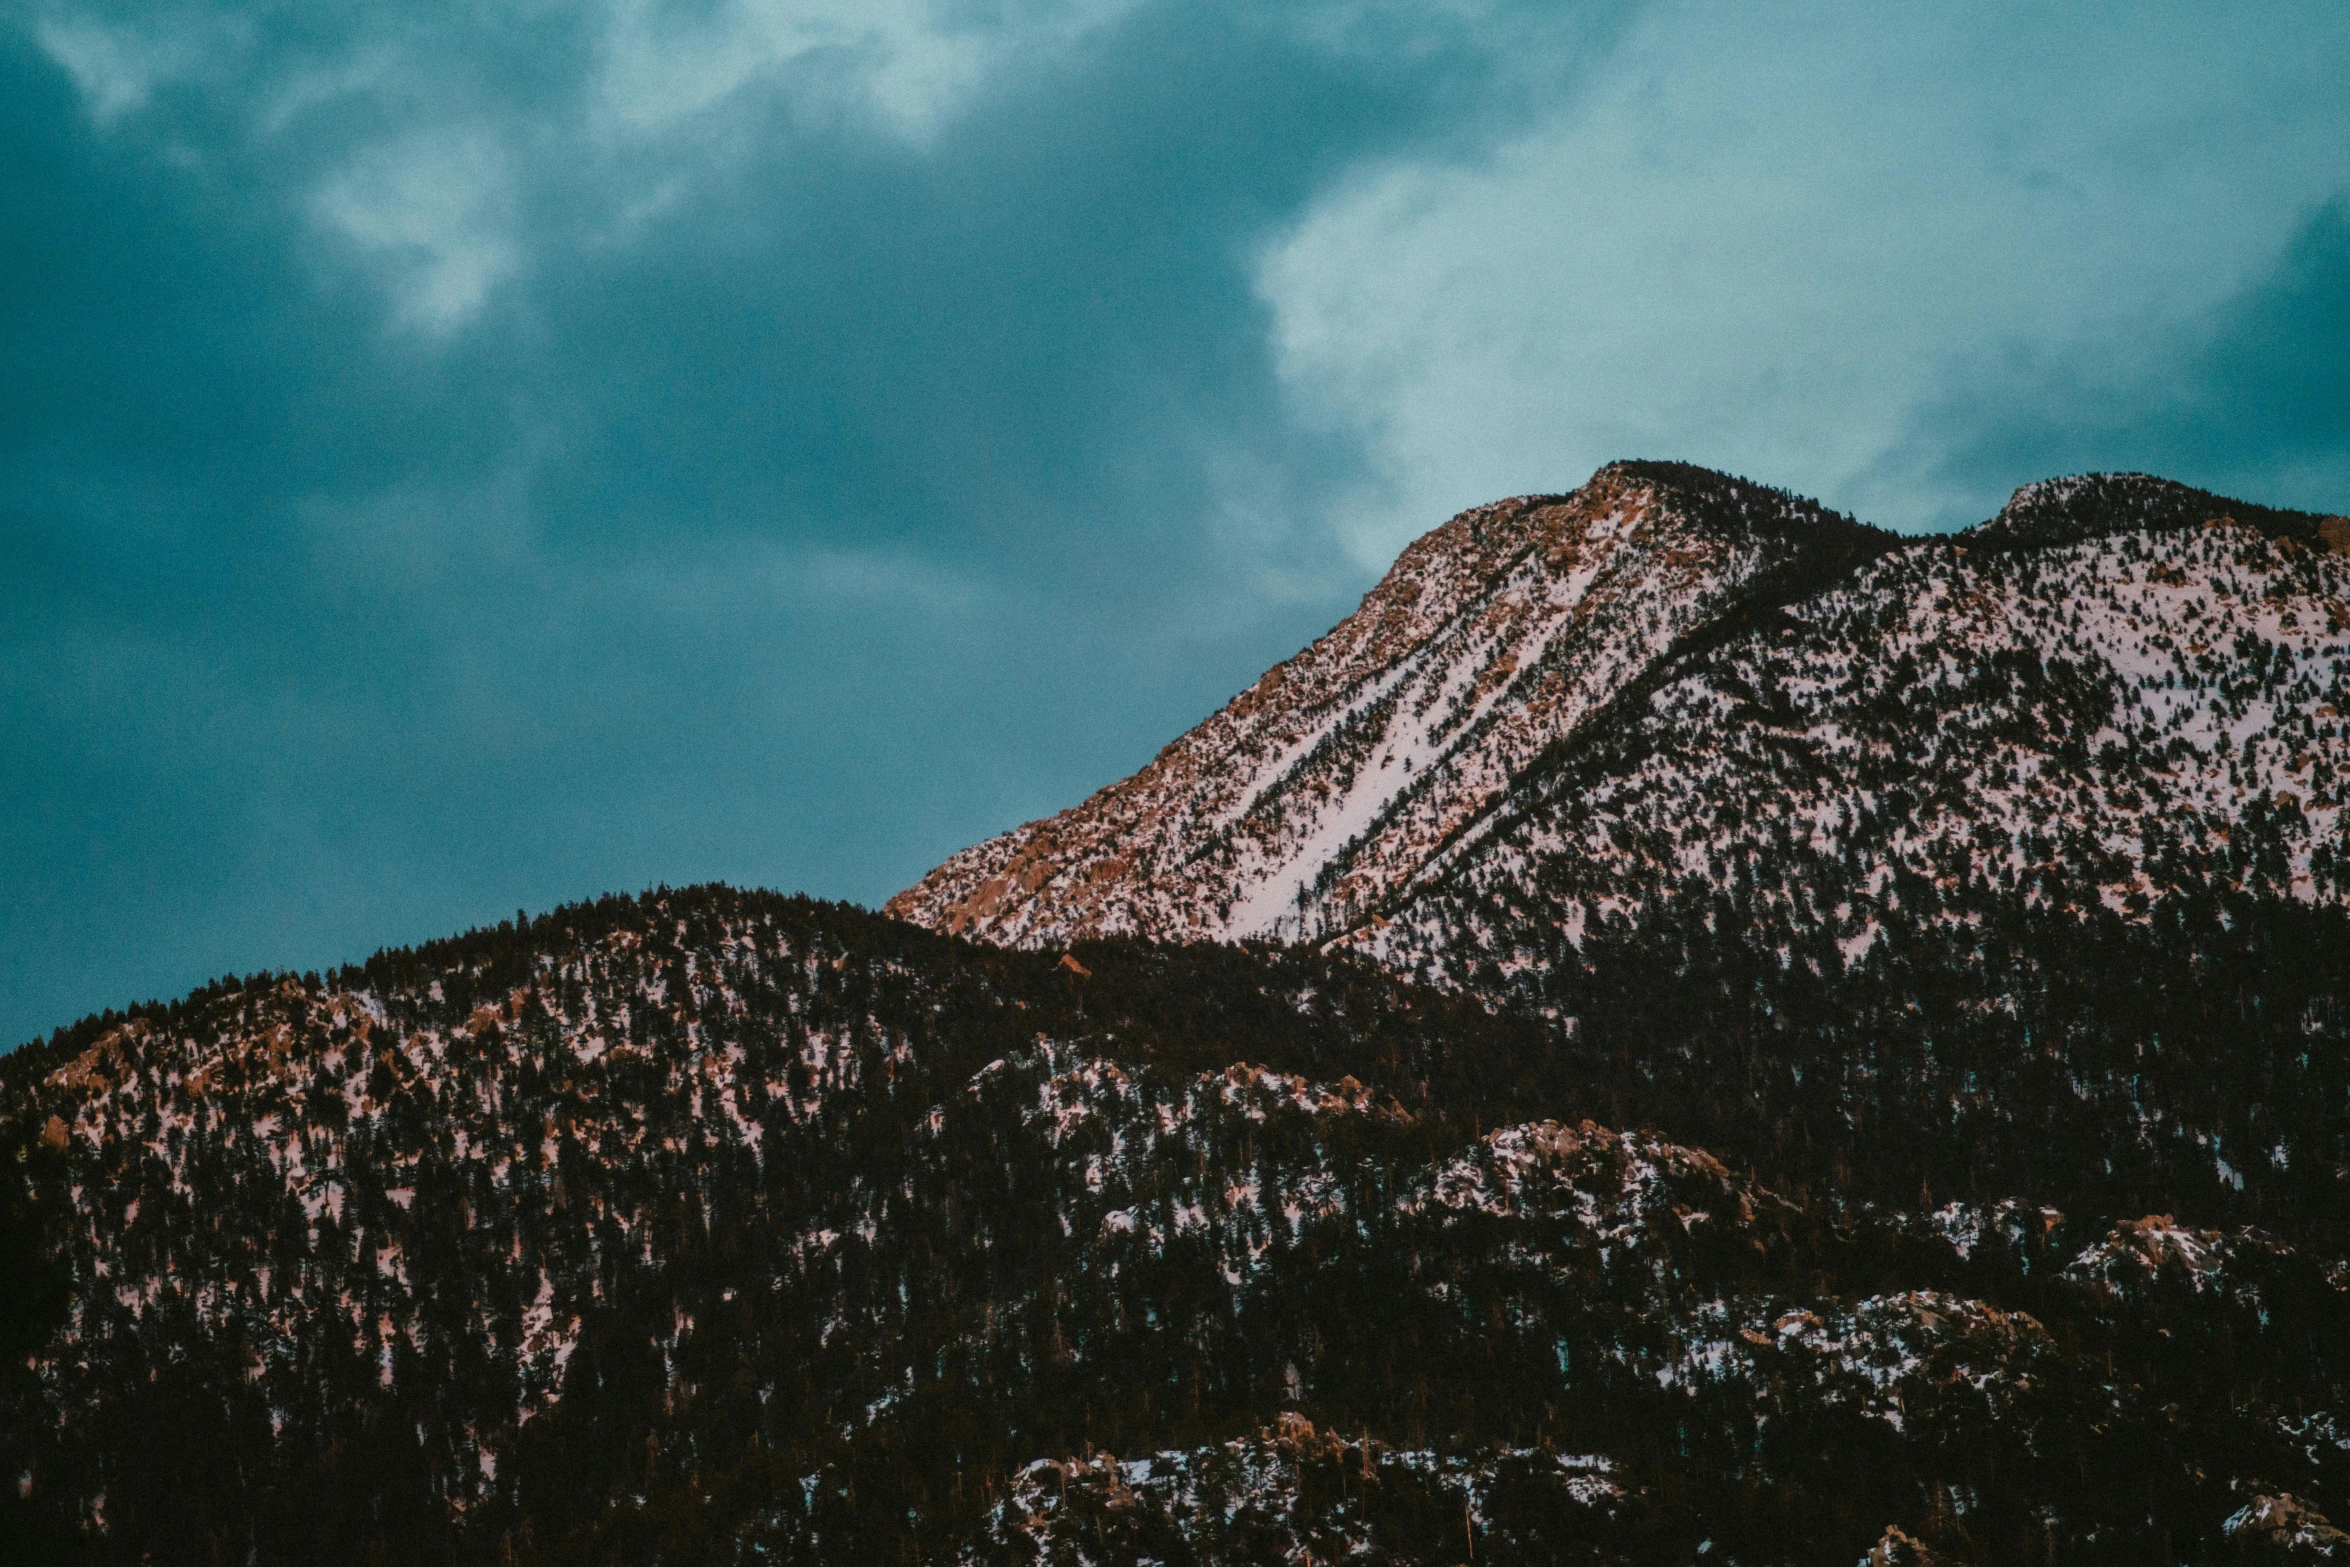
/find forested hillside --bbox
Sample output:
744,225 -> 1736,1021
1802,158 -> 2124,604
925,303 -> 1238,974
6,880 -> 2348,1563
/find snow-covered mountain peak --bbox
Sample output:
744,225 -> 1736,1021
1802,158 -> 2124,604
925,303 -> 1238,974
1967,470 -> 2346,555
1334,469 -> 2350,992
888,461 -> 1893,947
897,461 -> 2347,967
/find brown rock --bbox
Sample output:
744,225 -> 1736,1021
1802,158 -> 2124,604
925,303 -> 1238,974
1861,1524 -> 1941,1565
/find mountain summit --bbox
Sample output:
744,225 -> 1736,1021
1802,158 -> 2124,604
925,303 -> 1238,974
897,464 -> 2350,974
1968,470 -> 2350,553
889,462 -> 1894,946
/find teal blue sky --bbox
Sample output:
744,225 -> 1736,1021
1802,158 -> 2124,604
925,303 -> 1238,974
6,0 -> 2348,1046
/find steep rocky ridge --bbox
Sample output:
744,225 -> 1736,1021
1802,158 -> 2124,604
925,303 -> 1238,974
888,462 -> 1894,947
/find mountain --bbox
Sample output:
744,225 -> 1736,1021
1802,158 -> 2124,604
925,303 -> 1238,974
1338,469 -> 2350,990
895,465 -> 2350,960
6,463 -> 2350,1566
887,463 -> 1896,946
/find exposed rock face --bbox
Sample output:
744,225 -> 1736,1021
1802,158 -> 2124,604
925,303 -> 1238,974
1862,1524 -> 1943,1565
2062,1215 -> 2293,1310
961,1419 -> 1630,1565
2225,1493 -> 2350,1559
888,461 -> 1893,946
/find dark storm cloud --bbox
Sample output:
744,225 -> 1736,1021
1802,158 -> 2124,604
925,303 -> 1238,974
1,0 -> 1628,1044
524,8 -> 1458,579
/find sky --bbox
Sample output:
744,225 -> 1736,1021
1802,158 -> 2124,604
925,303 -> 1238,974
6,0 -> 2349,1046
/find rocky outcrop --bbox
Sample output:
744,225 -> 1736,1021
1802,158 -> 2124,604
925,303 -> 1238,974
2226,1494 -> 2350,1559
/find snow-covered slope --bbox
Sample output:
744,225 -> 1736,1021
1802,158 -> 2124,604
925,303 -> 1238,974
888,462 -> 1893,946
896,467 -> 2350,977
1345,475 -> 2350,984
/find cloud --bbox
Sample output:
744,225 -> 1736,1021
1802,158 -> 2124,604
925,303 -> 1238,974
313,128 -> 520,330
0,0 -> 1600,1044
32,14 -> 198,123
30,0 -> 1154,332
1256,0 -> 2350,549
589,0 -> 1142,138
7,0 -> 2343,1049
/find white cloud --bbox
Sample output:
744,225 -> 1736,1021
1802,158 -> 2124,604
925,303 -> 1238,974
30,0 -> 1142,330
34,15 -> 196,123
1257,0 -> 2350,554
312,130 -> 520,332
591,0 -> 1139,139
